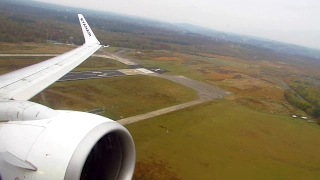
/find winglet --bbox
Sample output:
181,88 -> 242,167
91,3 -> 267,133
78,14 -> 100,45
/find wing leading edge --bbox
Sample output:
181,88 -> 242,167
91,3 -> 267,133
0,14 -> 101,100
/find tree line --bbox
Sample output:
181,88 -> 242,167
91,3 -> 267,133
1,1 -> 317,64
284,89 -> 320,122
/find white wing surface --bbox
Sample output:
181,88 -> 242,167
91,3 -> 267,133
0,14 -> 101,100
0,14 -> 135,180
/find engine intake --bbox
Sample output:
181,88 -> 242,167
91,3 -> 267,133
65,120 -> 135,180
81,133 -> 122,180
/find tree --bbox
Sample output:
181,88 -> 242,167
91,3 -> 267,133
312,108 -> 320,118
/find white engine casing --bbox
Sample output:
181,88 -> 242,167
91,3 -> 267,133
0,109 -> 135,180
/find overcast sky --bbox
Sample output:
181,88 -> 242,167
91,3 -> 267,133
37,0 -> 320,49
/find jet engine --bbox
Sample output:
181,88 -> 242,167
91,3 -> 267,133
0,102 -> 135,180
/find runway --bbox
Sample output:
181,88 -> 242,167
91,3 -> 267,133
59,68 -> 156,81
0,51 -> 228,124
87,108 -> 105,115
59,70 -> 126,81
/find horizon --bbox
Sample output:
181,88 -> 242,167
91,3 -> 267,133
34,0 -> 320,50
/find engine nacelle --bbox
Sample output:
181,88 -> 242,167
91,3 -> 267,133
0,109 -> 135,180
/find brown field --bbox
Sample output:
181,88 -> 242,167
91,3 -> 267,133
128,50 -> 303,116
200,52 -> 255,65
215,74 -> 298,115
260,76 -> 278,85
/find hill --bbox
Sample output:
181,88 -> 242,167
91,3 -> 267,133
175,23 -> 320,60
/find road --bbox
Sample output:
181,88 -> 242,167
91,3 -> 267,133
151,74 -> 226,100
261,74 -> 311,105
87,108 -> 105,115
101,51 -> 228,124
1,52 -> 228,124
118,99 -> 206,125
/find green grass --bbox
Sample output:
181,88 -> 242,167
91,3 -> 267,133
74,57 -> 128,71
0,55 -> 128,75
100,46 -> 120,53
31,75 -> 199,120
0,42 -> 75,54
126,100 -> 320,180
0,56 -> 51,75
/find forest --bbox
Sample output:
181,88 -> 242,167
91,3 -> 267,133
1,0 -> 319,65
286,80 -> 320,120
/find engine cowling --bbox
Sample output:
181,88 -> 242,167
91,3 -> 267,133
0,108 -> 135,180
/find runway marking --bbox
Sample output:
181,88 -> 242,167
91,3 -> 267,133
58,73 -> 126,81
136,68 -> 154,74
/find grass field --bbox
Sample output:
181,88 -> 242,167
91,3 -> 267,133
101,46 -> 120,53
0,42 -> 75,54
31,75 -> 199,120
126,100 -> 320,180
0,56 -> 51,75
127,50 -> 301,116
73,57 -> 128,71
2,43 -> 320,179
0,56 -> 128,75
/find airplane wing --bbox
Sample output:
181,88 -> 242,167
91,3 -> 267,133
0,14 -> 135,180
0,14 -> 101,101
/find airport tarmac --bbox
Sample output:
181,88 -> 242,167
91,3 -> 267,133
147,67 -> 168,74
1,52 -> 227,124
59,70 -> 126,81
93,54 -> 138,66
59,68 -> 155,81
87,108 -> 105,115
